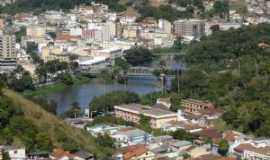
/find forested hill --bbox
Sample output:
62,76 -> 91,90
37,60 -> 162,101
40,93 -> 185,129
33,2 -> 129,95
172,23 -> 270,137
0,0 -> 205,21
0,89 -> 114,158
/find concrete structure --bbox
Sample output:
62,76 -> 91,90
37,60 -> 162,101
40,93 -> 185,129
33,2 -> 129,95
115,144 -> 155,160
174,19 -> 205,38
112,128 -> 152,147
158,19 -> 172,34
114,104 -> 177,128
41,45 -> 69,62
243,146 -> 270,160
6,146 -> 26,160
181,99 -> 215,114
26,24 -> 46,39
0,33 -> 16,59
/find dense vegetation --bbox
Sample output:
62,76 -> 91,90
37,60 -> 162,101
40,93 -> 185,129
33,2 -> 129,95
90,91 -> 140,113
172,23 -> 270,137
0,89 -> 114,158
124,47 -> 154,66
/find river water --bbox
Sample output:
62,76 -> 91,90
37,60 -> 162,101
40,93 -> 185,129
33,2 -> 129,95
45,76 -> 163,113
45,56 -> 183,114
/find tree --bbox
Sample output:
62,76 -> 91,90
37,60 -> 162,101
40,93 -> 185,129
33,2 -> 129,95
139,114 -> 151,131
170,129 -> 196,141
173,37 -> 183,50
58,73 -> 74,86
218,139 -> 229,156
213,0 -> 230,19
3,151 -> 10,160
124,47 -> 154,66
65,102 -> 81,118
15,27 -> 26,42
35,133 -> 53,152
95,133 -> 115,148
90,91 -> 140,113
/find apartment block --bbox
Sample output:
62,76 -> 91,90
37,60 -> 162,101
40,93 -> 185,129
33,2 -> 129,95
0,34 -> 16,59
174,19 -> 205,38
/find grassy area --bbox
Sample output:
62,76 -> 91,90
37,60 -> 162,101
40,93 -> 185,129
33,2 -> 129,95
3,89 -> 114,158
23,75 -> 91,97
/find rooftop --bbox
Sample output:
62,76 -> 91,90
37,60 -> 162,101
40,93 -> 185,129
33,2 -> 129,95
245,146 -> 270,156
114,104 -> 177,119
120,144 -> 147,160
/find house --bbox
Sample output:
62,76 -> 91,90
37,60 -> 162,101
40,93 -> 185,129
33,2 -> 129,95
5,146 -> 26,160
115,144 -> 155,160
179,99 -> 223,125
28,151 -> 50,160
50,148 -> 75,160
74,150 -> 95,160
161,121 -> 202,133
114,104 -> 177,128
193,128 -> 222,145
243,146 -> 270,160
188,154 -> 236,160
185,145 -> 211,158
169,140 -> 193,151
232,143 -> 256,159
111,128 -> 152,147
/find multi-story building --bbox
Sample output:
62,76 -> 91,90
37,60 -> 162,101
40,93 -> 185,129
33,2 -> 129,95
181,99 -> 215,114
41,45 -> 69,62
174,19 -> 205,38
0,0 -> 17,6
0,19 -> 5,29
26,24 -> 46,39
114,104 -> 177,128
0,33 -> 16,59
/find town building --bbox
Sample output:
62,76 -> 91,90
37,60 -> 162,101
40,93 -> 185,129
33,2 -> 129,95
111,128 -> 152,147
114,104 -> 177,128
173,19 -> 205,38
0,33 -> 16,59
114,144 -> 155,160
243,146 -> 270,160
5,146 -> 26,160
181,99 -> 215,115
26,24 -> 46,39
0,19 -> 5,29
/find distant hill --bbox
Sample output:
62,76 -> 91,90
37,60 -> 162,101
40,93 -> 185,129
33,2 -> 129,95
1,89 -> 114,159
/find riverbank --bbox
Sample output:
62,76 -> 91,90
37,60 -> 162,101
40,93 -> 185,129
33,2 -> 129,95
23,75 -> 91,97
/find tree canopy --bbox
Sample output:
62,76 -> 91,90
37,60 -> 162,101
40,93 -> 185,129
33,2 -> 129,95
172,23 -> 270,137
124,47 -> 154,66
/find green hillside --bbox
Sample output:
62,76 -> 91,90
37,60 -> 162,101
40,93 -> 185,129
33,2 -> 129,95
172,23 -> 270,137
0,89 -> 114,159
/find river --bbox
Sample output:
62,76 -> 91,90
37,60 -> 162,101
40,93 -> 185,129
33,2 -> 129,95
45,56 -> 183,114
45,76 -> 164,113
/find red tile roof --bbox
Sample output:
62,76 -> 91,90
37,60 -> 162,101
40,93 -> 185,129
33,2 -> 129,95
51,148 -> 74,159
120,144 -> 147,160
234,143 -> 255,153
195,128 -> 222,139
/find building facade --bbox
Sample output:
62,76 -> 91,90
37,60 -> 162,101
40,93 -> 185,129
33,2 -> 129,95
114,104 -> 177,128
0,33 -> 16,59
181,99 -> 215,114
174,19 -> 205,38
